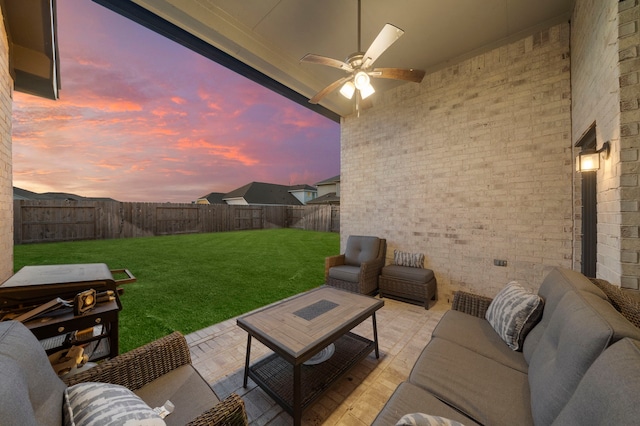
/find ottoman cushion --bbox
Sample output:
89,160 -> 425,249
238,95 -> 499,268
382,265 -> 434,282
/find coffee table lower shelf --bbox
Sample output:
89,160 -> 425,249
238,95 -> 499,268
248,332 -> 374,414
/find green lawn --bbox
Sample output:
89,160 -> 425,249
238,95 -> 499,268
13,229 -> 339,352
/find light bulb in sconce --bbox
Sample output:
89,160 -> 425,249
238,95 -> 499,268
576,141 -> 610,172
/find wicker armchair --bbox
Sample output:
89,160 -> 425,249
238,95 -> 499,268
325,236 -> 386,295
64,331 -> 248,426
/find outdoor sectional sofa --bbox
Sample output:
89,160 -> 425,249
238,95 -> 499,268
373,267 -> 640,425
0,321 -> 247,425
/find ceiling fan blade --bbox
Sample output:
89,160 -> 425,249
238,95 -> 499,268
362,24 -> 404,68
309,76 -> 352,104
300,54 -> 354,72
370,68 -> 426,83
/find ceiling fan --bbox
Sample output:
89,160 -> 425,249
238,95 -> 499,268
300,0 -> 425,111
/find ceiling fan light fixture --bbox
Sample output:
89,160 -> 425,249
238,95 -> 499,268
339,80 -> 356,99
359,82 -> 375,99
353,71 -> 370,90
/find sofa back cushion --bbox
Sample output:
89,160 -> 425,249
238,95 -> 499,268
551,338 -> 640,425
527,291 -> 640,426
344,236 -> 380,266
522,267 -> 606,363
0,321 -> 65,426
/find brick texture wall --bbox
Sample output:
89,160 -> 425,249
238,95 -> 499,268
618,0 -> 640,289
341,22 -> 572,300
571,0 -> 640,289
0,8 -> 12,283
572,0 -> 622,285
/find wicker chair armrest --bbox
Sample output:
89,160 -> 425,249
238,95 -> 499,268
359,256 -> 386,282
590,278 -> 640,328
186,393 -> 248,426
63,331 -> 191,390
451,291 -> 493,318
325,254 -> 346,280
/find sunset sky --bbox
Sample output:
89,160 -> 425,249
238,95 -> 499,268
12,0 -> 340,203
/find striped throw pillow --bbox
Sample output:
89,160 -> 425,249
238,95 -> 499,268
396,413 -> 466,425
485,281 -> 544,351
64,382 -> 165,426
394,250 -> 425,268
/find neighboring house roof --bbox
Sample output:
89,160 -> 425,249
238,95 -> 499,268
223,182 -> 303,206
13,187 -> 118,202
306,192 -> 340,205
13,187 -> 43,201
288,184 -> 316,192
196,192 -> 227,204
316,175 -> 340,186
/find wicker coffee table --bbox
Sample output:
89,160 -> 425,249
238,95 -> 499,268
237,286 -> 384,425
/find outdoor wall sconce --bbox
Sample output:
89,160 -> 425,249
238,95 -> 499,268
576,141 -> 610,172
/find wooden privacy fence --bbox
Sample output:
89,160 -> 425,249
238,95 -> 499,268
13,201 -> 340,244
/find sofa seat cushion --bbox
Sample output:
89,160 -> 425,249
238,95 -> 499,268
371,382 -> 480,426
528,291 -> 640,426
344,236 -> 380,266
432,310 -> 528,373
409,337 -> 533,426
134,364 -> 219,426
328,265 -> 361,282
551,338 -> 640,425
381,265 -> 434,283
0,321 -> 66,426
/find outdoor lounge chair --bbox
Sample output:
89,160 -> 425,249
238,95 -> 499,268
0,320 -> 248,426
325,235 -> 386,295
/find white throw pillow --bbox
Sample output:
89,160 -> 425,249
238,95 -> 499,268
485,281 -> 544,351
63,382 -> 166,426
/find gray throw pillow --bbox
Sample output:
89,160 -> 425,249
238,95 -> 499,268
485,281 -> 544,351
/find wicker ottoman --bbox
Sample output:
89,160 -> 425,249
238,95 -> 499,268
379,265 -> 437,309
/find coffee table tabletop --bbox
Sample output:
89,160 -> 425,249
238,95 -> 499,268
238,286 -> 383,363
237,286 -> 384,425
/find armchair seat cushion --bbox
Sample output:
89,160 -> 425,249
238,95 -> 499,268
328,265 -> 361,282
134,365 -> 219,426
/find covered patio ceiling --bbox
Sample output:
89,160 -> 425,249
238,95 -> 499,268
93,0 -> 573,120
3,0 -> 60,100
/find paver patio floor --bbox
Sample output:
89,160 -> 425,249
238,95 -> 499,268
185,294 -> 449,425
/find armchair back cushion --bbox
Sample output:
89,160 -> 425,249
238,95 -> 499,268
344,236 -> 381,266
0,321 -> 66,426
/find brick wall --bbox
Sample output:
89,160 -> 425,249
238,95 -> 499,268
341,22 -> 572,300
0,8 -> 12,283
618,0 -> 640,289
571,0 -> 622,285
570,0 -> 640,289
